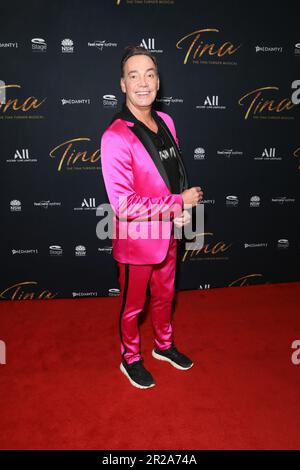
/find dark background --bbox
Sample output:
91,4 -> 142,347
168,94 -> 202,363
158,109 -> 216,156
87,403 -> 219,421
1,0 -> 299,300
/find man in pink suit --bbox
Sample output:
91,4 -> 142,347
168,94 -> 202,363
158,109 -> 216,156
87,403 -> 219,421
101,45 -> 203,389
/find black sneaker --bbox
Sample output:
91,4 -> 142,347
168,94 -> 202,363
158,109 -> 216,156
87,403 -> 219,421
120,360 -> 156,389
152,344 -> 193,370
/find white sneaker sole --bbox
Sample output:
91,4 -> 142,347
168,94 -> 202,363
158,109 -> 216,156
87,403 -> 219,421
152,349 -> 194,370
120,363 -> 156,389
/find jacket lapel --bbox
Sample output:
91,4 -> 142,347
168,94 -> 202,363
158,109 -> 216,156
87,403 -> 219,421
154,113 -> 189,192
111,104 -> 188,193
128,123 -> 172,192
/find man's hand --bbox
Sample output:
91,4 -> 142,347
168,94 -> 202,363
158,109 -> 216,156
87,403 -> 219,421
181,186 -> 203,207
174,209 -> 191,228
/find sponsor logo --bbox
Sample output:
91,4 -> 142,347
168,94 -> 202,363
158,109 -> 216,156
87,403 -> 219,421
103,94 -> 118,107
255,45 -> 283,53
88,40 -> 117,50
250,195 -> 261,207
140,38 -> 163,53
31,38 -> 47,52
156,96 -> 183,106
72,291 -> 98,298
49,245 -> 63,256
196,95 -> 226,110
294,43 -> 300,57
217,148 -> 243,158
277,239 -> 289,249
108,288 -> 120,296
194,147 -> 205,160
271,196 -> 295,205
61,38 -> 74,53
0,42 -> 18,48
61,98 -> 91,105
12,249 -> 38,255
75,245 -> 86,256
98,246 -> 113,254
226,195 -> 238,207
10,199 -> 21,211
34,200 -> 61,209
254,147 -> 282,161
6,148 -> 37,163
74,198 -> 97,211
244,242 -> 267,248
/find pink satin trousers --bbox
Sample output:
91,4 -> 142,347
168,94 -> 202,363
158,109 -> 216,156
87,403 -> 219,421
117,236 -> 177,364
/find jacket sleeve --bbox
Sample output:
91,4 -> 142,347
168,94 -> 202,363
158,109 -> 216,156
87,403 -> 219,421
101,129 -> 183,222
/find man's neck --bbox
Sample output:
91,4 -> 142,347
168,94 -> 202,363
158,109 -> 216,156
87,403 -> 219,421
126,101 -> 153,124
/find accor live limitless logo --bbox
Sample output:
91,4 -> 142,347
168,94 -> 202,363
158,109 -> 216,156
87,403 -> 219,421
176,28 -> 241,65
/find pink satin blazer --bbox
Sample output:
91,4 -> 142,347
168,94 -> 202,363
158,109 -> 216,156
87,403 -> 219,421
100,111 -> 183,265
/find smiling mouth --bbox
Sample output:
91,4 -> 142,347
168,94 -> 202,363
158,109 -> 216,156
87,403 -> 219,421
136,91 -> 150,95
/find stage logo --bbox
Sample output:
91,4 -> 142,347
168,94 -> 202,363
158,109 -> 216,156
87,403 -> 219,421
31,38 -> 47,52
176,28 -> 241,65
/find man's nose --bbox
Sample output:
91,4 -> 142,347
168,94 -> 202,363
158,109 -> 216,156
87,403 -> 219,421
139,76 -> 147,86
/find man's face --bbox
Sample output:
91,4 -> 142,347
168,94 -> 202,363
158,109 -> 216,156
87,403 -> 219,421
120,54 -> 159,110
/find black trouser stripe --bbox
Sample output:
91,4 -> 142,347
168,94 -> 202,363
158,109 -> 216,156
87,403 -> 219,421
119,264 -> 129,363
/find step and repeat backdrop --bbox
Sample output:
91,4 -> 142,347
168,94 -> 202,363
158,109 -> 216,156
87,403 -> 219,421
1,0 -> 299,300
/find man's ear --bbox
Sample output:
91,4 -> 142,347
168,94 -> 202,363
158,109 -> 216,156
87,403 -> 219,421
120,78 -> 126,94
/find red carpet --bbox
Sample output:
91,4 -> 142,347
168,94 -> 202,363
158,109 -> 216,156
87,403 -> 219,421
0,282 -> 300,450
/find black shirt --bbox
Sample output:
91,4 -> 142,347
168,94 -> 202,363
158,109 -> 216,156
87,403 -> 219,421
121,104 -> 181,195
144,116 -> 181,195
